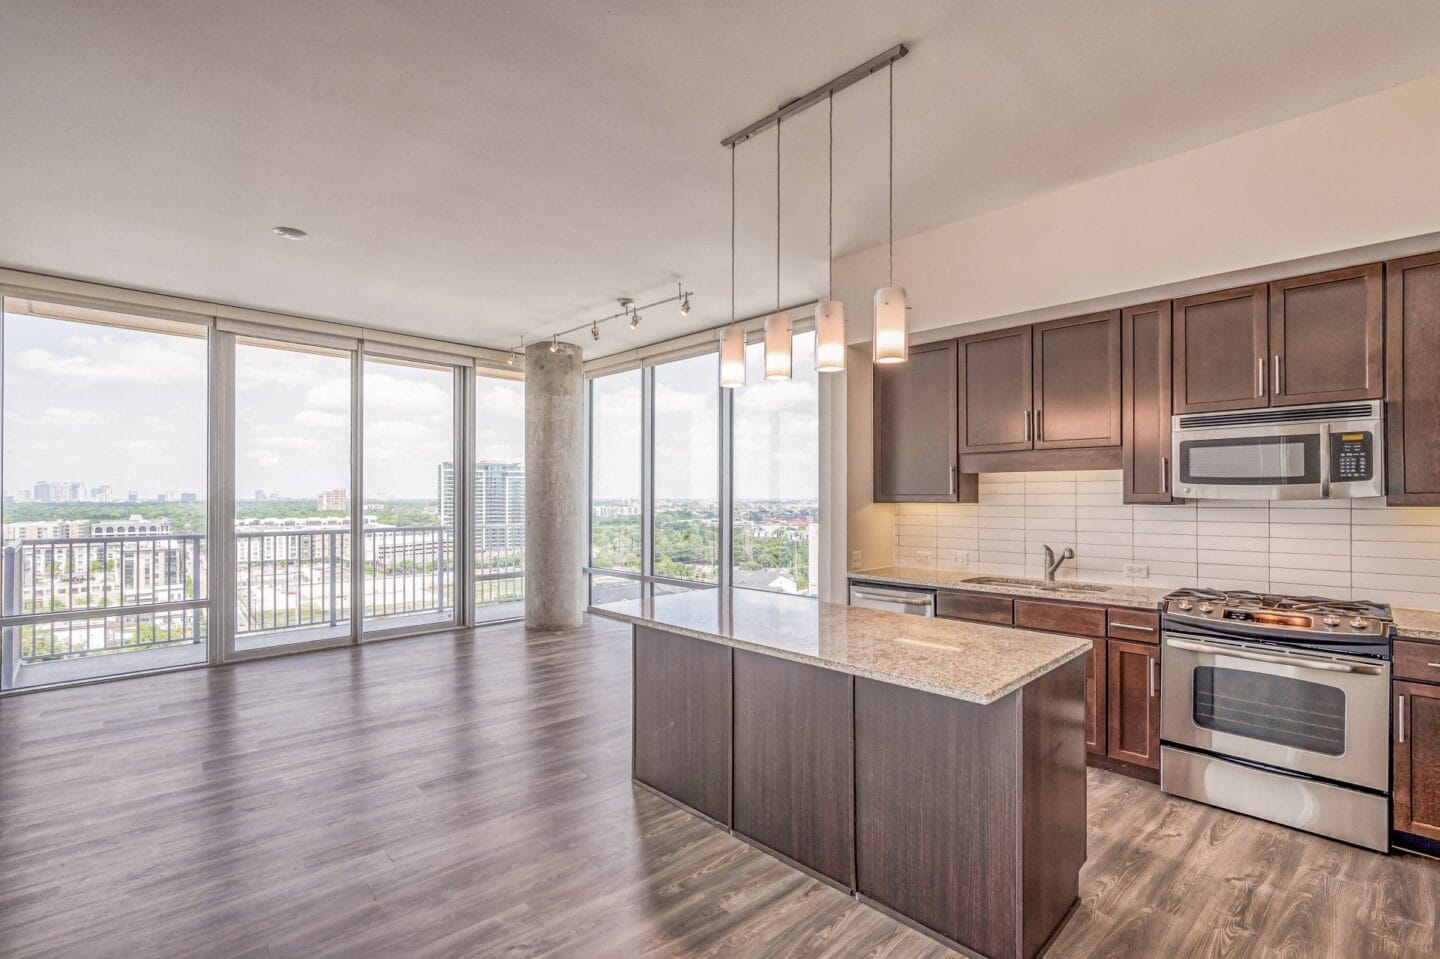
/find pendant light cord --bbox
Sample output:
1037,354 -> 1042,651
775,117 -> 782,311
730,144 -> 736,325
888,61 -> 894,287
827,94 -> 834,302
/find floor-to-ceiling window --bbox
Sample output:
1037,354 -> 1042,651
362,354 -> 459,633
0,298 -> 210,689
733,330 -> 820,596
233,336 -> 354,651
588,369 -> 642,603
652,353 -> 720,585
474,371 -> 525,623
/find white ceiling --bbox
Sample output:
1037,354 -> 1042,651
3,1 -> 1439,357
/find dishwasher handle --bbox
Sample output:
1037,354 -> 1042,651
850,586 -> 934,606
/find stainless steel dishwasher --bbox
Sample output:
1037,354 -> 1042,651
848,581 -> 936,616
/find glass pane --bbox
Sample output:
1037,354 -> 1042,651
1193,666 -> 1346,755
589,573 -> 642,605
2,299 -> 209,689
589,370 -> 642,572
475,373 -> 525,623
234,338 -> 353,651
653,353 -> 719,583
732,331 -> 819,596
363,356 -> 456,631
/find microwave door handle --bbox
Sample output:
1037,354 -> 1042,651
1165,636 -> 1384,674
1320,424 -> 1331,498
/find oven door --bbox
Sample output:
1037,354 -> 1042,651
1171,424 -> 1323,500
1160,633 -> 1389,791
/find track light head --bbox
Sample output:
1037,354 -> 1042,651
507,352 -> 515,366
629,311 -> 641,330
590,320 -> 600,341
549,334 -> 559,353
679,292 -> 691,316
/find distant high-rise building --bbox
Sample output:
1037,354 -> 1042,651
14,489 -> 32,503
67,481 -> 85,501
255,489 -> 266,501
316,489 -> 347,512
438,461 -> 525,551
269,492 -> 281,501
90,485 -> 113,502
127,490 -> 140,503
180,492 -> 198,503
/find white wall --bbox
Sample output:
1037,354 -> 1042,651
893,471 -> 1440,611
833,73 -> 1440,601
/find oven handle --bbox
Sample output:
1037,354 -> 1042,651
1164,636 -> 1385,674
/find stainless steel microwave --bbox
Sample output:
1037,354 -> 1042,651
1170,401 -> 1383,500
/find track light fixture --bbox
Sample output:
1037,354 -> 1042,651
549,333 -> 559,353
502,288 -> 692,357
678,283 -> 691,316
629,310 -> 641,330
591,320 -> 600,341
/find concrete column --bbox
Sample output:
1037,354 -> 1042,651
524,341 -> 586,630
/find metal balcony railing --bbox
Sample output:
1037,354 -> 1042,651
3,523 -> 527,665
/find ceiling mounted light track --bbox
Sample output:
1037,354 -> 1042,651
506,287 -> 693,358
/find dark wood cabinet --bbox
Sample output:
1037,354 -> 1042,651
1107,608 -> 1160,644
1085,639 -> 1107,757
1395,679 -> 1440,842
1014,599 -> 1107,638
1032,311 -> 1121,449
632,627 -> 733,825
1122,301 -> 1175,503
1173,284 -> 1268,414
1106,640 -> 1160,770
1386,252 -> 1440,504
936,589 -> 1014,625
873,339 -> 971,502
1268,264 -> 1384,406
958,327 -> 1033,453
732,651 -> 854,886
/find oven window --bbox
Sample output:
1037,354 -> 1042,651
1179,436 -> 1320,485
1192,666 -> 1345,755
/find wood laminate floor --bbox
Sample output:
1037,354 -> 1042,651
1,616 -> 1437,959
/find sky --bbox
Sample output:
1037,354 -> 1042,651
590,332 -> 820,502
3,310 -> 525,503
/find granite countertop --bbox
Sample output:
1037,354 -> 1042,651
1394,607 -> 1440,643
588,588 -> 1089,706
847,566 -> 1169,610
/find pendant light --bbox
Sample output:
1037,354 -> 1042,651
873,62 -> 908,365
815,94 -> 846,373
765,116 -> 793,381
720,145 -> 747,388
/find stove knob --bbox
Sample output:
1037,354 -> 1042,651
1177,599 -> 1193,611
1323,615 -> 1341,628
1198,603 -> 1214,613
1350,617 -> 1369,630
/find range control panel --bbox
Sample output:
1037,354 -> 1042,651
1331,431 -> 1374,481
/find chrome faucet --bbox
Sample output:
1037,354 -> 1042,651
1043,545 -> 1075,581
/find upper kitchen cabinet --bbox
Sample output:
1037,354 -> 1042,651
958,326 -> 1032,453
1172,284 -> 1268,414
1386,251 -> 1440,505
1122,301 -> 1175,503
873,339 -> 973,502
1268,264 -> 1383,406
1033,310 -> 1121,449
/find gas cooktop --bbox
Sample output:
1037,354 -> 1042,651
1161,587 -> 1393,657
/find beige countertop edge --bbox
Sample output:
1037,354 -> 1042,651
587,605 -> 1090,706
1394,607 -> 1440,643
847,567 -> 1167,610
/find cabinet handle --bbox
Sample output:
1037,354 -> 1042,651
1114,623 -> 1156,633
1273,355 -> 1282,395
1148,657 -> 1157,698
1398,694 -> 1406,744
1024,409 -> 1032,442
1036,408 -> 1043,441
950,465 -> 957,496
1256,358 -> 1265,398
1161,456 -> 1169,494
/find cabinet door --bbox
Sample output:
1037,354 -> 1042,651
873,339 -> 961,502
1033,311 -> 1121,449
1269,264 -> 1383,406
1173,284 -> 1268,414
1122,301 -> 1176,503
1106,640 -> 1160,769
1386,252 -> 1440,505
733,651 -> 854,886
1086,638 -> 1107,757
959,326 -> 1033,453
1395,680 -> 1440,842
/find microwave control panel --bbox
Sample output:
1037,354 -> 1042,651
1331,432 -> 1374,481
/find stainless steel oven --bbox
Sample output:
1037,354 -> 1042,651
1158,588 -> 1393,852
1171,400 -> 1382,500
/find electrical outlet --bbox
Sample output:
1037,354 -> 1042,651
916,548 -> 934,564
850,550 -> 862,570
953,550 -> 970,569
1124,563 -> 1150,579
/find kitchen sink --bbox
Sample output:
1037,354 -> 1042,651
964,576 -> 1112,593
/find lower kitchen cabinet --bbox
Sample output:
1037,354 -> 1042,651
1395,679 -> 1440,841
732,650 -> 855,886
632,626 -> 733,825
1106,640 -> 1161,770
1085,639 -> 1107,757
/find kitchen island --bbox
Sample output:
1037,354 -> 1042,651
589,588 -> 1090,959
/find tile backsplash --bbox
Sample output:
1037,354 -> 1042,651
891,470 -> 1440,610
